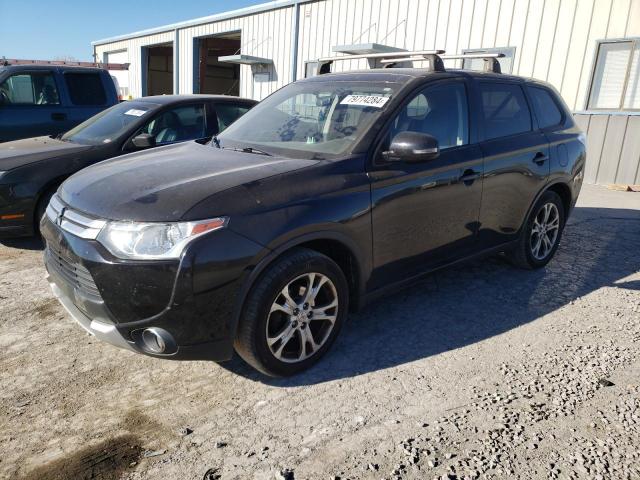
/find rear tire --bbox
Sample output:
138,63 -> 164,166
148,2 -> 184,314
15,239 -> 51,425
234,248 -> 349,377
507,190 -> 565,269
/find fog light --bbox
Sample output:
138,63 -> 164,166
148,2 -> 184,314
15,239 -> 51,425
141,328 -> 167,353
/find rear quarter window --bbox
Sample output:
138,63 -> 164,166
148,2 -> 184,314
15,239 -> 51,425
528,86 -> 563,129
64,72 -> 107,106
479,82 -> 532,140
215,103 -> 253,133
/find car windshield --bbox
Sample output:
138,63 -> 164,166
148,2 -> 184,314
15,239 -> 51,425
61,101 -> 160,145
218,80 -> 402,158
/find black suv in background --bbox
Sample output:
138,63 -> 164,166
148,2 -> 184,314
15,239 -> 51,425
0,95 -> 256,238
42,67 -> 585,376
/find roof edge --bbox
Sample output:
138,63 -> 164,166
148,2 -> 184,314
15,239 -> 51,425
92,0 -> 312,46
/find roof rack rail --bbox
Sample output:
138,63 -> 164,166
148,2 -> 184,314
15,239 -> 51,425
440,53 -> 505,73
316,49 -> 446,74
0,57 -> 130,70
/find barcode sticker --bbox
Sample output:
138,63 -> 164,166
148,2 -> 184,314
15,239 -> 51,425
124,109 -> 147,117
340,95 -> 389,108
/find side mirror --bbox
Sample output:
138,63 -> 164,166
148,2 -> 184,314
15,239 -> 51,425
382,131 -> 439,163
131,133 -> 156,149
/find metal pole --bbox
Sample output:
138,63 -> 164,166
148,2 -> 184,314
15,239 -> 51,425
174,28 -> 180,94
290,1 -> 300,82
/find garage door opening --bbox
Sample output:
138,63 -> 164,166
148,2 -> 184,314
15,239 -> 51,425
195,33 -> 241,96
144,43 -> 173,96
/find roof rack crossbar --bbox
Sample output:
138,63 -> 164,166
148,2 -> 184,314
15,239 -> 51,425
312,50 -> 505,75
440,53 -> 505,73
316,49 -> 445,73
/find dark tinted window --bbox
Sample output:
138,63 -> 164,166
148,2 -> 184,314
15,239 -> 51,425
388,82 -> 469,149
529,86 -> 563,128
215,103 -> 252,133
64,73 -> 107,105
480,83 -> 532,140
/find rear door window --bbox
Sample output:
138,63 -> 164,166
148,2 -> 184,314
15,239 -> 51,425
528,86 -> 563,129
0,72 -> 60,105
479,83 -> 532,140
214,103 -> 253,133
138,104 -> 206,144
64,73 -> 107,105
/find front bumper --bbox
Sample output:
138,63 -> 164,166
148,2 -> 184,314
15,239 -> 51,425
41,210 -> 264,361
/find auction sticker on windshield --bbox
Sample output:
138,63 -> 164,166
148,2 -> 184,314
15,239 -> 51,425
124,109 -> 147,117
340,95 -> 390,108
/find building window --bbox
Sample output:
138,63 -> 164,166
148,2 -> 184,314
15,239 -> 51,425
588,39 -> 640,111
462,47 -> 516,74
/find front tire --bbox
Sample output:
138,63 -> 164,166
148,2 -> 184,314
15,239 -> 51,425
35,187 -> 56,237
507,190 -> 565,269
235,248 -> 349,377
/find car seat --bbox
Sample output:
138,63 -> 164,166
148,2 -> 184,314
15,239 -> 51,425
155,111 -> 182,143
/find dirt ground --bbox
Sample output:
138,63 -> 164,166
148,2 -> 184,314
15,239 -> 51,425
0,183 -> 639,480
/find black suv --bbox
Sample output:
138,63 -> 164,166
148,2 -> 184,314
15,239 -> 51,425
41,66 -> 585,376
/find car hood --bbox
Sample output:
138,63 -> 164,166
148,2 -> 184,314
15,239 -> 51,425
0,136 -> 93,171
59,141 -> 318,222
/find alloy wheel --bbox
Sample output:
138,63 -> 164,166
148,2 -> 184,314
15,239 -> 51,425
266,272 -> 338,363
530,202 -> 560,260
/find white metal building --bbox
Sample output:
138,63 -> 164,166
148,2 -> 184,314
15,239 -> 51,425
93,0 -> 640,185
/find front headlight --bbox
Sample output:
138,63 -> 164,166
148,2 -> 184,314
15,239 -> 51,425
97,217 -> 228,260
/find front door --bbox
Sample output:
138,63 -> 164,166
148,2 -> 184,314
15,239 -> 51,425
368,79 -> 483,290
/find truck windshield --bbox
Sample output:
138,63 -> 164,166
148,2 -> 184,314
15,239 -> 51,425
61,101 -> 159,146
218,80 -> 401,158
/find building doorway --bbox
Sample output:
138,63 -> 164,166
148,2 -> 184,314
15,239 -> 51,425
195,32 -> 241,96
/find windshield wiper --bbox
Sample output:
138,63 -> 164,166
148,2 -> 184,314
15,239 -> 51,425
224,145 -> 272,156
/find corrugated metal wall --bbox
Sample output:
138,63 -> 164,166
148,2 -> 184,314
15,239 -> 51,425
95,31 -> 175,98
177,6 -> 295,98
93,0 -> 640,185
295,0 -> 640,111
575,113 -> 640,184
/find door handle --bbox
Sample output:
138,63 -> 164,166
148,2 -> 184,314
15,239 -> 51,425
51,112 -> 67,121
533,152 -> 549,165
459,169 -> 481,185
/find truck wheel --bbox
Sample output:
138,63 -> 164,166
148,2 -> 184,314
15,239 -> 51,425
508,190 -> 565,269
235,248 -> 349,377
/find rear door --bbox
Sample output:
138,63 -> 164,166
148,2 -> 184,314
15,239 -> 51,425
476,80 -> 550,249
0,70 -> 66,141
209,101 -> 254,135
61,71 -> 111,131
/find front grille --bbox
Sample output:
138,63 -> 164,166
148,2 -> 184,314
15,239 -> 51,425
45,244 -> 102,301
46,195 -> 106,240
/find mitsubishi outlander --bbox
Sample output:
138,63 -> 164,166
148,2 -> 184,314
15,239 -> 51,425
41,58 -> 586,376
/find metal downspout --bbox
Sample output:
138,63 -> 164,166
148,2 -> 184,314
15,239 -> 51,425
174,28 -> 180,94
291,1 -> 300,82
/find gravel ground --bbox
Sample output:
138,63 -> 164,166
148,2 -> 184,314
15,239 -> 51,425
0,183 -> 639,480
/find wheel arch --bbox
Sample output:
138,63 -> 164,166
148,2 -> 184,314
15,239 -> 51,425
230,231 -> 368,340
521,180 -> 573,235
33,176 -> 67,229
